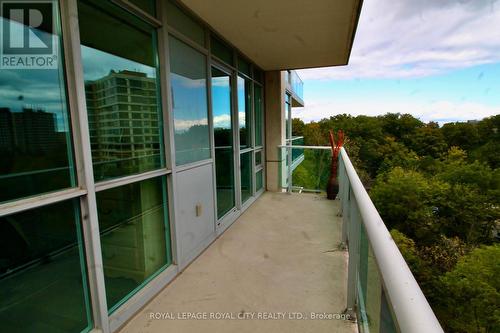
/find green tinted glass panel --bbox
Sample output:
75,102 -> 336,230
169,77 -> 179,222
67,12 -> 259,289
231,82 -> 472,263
256,169 -> 263,192
238,76 -> 252,148
169,36 -> 210,165
0,200 -> 92,332
253,67 -> 264,83
212,67 -> 235,219
0,5 -> 75,203
285,94 -> 291,140
240,152 -> 253,203
210,35 -> 233,65
254,84 -> 263,146
238,56 -> 251,77
129,0 -> 155,16
166,0 -> 204,46
255,150 -> 262,166
96,177 -> 170,312
78,0 -> 164,182
380,289 -> 398,332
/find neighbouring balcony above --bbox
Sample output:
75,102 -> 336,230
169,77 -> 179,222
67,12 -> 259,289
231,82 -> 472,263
285,70 -> 304,107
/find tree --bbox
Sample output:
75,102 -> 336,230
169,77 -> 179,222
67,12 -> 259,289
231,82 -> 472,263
409,122 -> 448,158
441,122 -> 480,151
380,113 -> 423,142
439,245 -> 500,333
291,118 -> 305,137
370,167 -> 448,243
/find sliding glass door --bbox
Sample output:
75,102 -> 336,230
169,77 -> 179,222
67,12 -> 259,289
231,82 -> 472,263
211,67 -> 236,220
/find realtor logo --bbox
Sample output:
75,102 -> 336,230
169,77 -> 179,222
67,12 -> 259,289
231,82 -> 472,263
1,0 -> 58,69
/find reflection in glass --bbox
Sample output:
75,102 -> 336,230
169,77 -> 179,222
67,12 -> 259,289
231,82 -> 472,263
240,152 -> 253,203
0,200 -> 92,332
0,12 -> 75,203
238,76 -> 252,148
96,177 -> 170,312
255,150 -> 262,166
212,67 -> 235,219
169,36 -> 211,165
256,169 -> 263,192
78,0 -> 164,182
254,84 -> 263,146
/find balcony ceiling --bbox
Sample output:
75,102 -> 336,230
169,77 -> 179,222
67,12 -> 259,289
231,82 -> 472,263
178,0 -> 363,71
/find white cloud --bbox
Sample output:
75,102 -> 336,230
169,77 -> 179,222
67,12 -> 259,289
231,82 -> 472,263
174,118 -> 208,132
297,0 -> 500,80
293,99 -> 500,125
213,114 -> 231,128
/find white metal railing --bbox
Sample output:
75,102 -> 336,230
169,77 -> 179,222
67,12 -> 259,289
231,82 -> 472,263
338,147 -> 444,333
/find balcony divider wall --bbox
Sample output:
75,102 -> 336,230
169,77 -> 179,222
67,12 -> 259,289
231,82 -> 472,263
0,1 -> 266,333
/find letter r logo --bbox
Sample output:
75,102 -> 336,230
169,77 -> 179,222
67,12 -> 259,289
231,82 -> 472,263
1,1 -> 54,55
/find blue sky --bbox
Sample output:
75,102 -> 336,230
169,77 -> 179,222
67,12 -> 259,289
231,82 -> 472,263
296,0 -> 500,124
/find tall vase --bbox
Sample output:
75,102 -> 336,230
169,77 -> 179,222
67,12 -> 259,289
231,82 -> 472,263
326,156 -> 339,200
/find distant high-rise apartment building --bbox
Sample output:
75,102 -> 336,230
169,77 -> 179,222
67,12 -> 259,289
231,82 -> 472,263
85,70 -> 161,174
0,107 -> 59,154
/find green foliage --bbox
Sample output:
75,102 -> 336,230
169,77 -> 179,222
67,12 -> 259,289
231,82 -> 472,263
439,245 -> 500,333
409,122 -> 448,158
296,113 -> 499,332
390,229 -> 424,272
371,167 -> 448,243
442,122 -> 480,151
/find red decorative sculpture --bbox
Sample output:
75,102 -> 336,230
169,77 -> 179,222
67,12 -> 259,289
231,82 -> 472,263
327,129 -> 344,200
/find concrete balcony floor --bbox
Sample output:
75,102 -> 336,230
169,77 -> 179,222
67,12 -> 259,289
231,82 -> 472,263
119,192 -> 356,333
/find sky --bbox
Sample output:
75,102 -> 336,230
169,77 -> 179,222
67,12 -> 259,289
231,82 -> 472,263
295,0 -> 500,125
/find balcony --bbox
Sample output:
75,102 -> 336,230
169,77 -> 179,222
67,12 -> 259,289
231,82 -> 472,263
117,148 -> 443,333
118,192 -> 356,333
285,70 -> 304,106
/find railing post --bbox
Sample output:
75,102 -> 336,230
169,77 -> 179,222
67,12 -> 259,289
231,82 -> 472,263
287,145 -> 292,193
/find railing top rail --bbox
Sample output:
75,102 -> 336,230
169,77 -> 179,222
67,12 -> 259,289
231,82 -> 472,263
340,147 -> 443,333
278,145 -> 331,150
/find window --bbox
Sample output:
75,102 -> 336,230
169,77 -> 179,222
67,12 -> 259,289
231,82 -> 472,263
238,56 -> 251,77
78,0 -> 164,181
0,6 -> 75,203
169,36 -> 211,165
166,0 -> 205,46
0,200 -> 92,332
96,177 -> 170,312
255,150 -> 262,166
129,0 -> 156,16
240,152 -> 253,203
254,84 -> 263,147
238,76 -> 252,149
212,67 -> 235,218
256,169 -> 263,192
211,35 -> 233,65
253,67 -> 264,83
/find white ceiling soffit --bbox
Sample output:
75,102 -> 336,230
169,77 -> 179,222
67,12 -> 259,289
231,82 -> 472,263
178,0 -> 363,71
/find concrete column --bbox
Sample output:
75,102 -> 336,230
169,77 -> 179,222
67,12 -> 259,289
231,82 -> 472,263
264,71 -> 285,192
